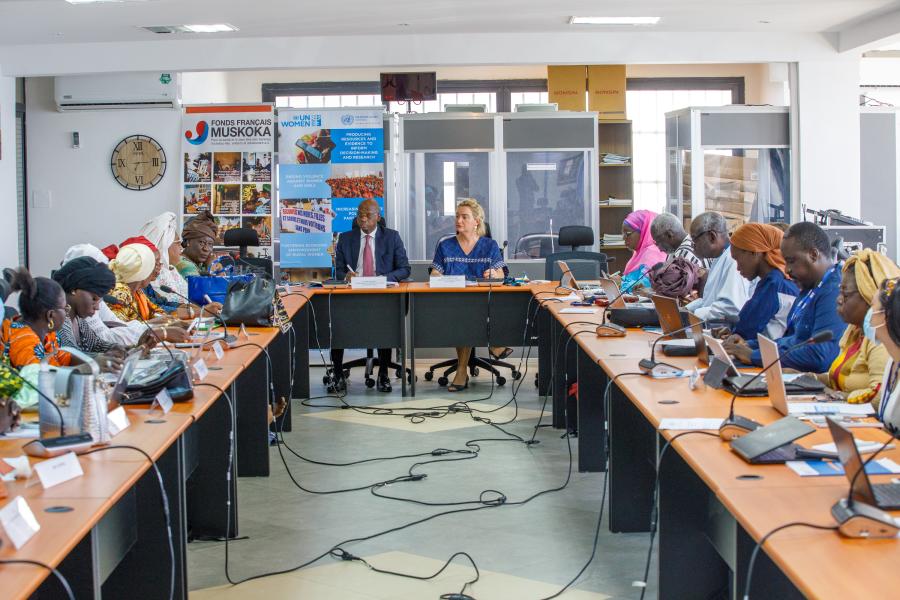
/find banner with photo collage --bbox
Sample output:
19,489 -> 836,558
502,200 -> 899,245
181,104 -> 275,256
277,107 -> 385,268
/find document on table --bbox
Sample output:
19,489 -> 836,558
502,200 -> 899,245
559,307 -> 597,314
788,402 -> 875,416
813,440 -> 893,454
787,458 -> 900,477
658,418 -> 724,431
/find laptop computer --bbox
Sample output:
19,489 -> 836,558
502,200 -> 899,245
108,351 -> 143,405
651,295 -> 688,337
718,334 -> 825,397
730,416 -> 817,464
827,417 -> 900,510
703,334 -> 741,377
758,335 -> 820,414
597,277 -> 626,309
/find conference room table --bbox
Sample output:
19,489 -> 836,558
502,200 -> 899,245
536,290 -> 900,599
0,293 -> 311,600
4,281 -> 899,599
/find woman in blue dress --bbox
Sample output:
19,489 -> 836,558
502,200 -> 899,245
430,198 -> 508,391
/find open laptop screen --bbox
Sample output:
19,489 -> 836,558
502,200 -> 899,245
827,417 -> 879,506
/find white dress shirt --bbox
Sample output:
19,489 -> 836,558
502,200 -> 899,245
686,244 -> 750,322
94,300 -> 148,346
354,227 -> 377,275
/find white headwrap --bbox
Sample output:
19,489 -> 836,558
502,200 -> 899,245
109,244 -> 155,284
138,212 -> 179,268
63,243 -> 109,265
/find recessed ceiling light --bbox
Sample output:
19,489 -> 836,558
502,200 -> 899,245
183,23 -> 239,33
759,20 -> 772,24
66,0 -> 151,4
569,16 -> 661,26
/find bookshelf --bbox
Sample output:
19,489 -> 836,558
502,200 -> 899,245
597,120 -> 633,269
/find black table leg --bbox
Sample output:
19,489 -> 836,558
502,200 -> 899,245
292,304 -> 310,400
235,353 -> 270,477
576,347 -> 608,472
188,382 -> 238,539
608,384 -> 655,533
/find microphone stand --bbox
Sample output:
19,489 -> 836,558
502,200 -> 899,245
719,332 -> 833,440
159,286 -> 235,346
639,318 -> 707,376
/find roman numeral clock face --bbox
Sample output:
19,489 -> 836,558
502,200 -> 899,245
110,135 -> 166,190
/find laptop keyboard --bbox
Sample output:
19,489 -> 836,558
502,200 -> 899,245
754,444 -> 801,463
874,484 -> 900,508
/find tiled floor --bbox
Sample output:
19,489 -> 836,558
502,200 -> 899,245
188,361 -> 656,599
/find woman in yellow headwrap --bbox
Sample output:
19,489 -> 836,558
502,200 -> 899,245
814,249 -> 900,405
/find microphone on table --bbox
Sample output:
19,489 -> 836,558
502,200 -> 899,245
718,330 -> 833,441
639,318 -> 707,376
596,266 -> 649,338
158,286 -> 236,346
5,365 -> 95,457
104,294 -> 178,363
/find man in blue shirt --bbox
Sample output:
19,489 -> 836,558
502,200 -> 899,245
724,221 -> 845,371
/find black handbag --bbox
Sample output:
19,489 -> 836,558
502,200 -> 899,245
221,276 -> 276,327
121,362 -> 194,405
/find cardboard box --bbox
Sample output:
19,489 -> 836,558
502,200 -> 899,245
588,65 -> 626,119
548,66 -> 586,111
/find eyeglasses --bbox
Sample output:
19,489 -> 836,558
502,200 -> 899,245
356,211 -> 379,221
622,229 -> 637,238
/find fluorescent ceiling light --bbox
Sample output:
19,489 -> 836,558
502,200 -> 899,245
66,0 -> 150,4
570,16 -> 660,25
183,23 -> 239,33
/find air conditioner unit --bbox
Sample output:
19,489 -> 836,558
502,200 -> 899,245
55,72 -> 181,111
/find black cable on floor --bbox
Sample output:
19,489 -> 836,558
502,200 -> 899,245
80,444 -> 177,600
0,559 -> 76,600
636,430 -> 721,600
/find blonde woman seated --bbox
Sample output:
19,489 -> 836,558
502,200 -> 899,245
811,250 -> 899,404
430,198 -> 508,392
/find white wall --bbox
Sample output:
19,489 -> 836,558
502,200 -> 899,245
795,58 -> 862,218
0,75 -> 18,267
25,77 -> 181,276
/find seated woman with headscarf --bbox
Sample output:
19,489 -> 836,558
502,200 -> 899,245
138,213 -> 222,316
176,210 -> 219,278
2,269 -> 72,368
51,256 -> 120,356
107,244 -> 189,343
620,210 -> 668,291
714,223 -> 799,342
812,250 -> 900,405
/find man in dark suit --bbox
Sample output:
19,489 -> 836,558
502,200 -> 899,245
330,199 -> 410,393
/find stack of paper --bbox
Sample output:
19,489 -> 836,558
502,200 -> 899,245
599,197 -> 633,207
600,153 -> 631,165
602,234 -> 625,246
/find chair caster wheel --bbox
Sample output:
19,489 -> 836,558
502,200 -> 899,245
323,376 -> 331,385
472,368 -> 480,376
512,370 -> 521,380
365,378 -> 376,389
424,371 -> 434,381
497,377 -> 507,386
438,377 -> 449,386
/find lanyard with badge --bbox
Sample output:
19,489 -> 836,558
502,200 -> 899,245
786,264 -> 841,330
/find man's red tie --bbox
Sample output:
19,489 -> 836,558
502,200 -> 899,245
363,234 -> 375,276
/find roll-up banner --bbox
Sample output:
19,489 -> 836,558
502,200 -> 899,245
276,107 -> 385,268
181,104 -> 275,255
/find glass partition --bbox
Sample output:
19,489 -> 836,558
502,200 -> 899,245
505,151 -> 590,258
406,151 -> 491,261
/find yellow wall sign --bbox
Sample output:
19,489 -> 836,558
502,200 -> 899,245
588,65 -> 627,119
547,66 -> 586,111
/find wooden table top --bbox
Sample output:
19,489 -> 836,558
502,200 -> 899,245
535,287 -> 900,599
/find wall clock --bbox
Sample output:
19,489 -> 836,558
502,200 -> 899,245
110,135 -> 166,190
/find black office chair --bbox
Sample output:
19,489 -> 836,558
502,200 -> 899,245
544,225 -> 611,281
222,227 -> 274,279
334,217 -> 414,387
424,222 -> 520,387
512,233 -> 558,259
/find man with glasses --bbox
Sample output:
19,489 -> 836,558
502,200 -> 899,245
330,199 -> 410,393
685,211 -> 750,323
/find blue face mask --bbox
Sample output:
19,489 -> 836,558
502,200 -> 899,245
863,307 -> 882,344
